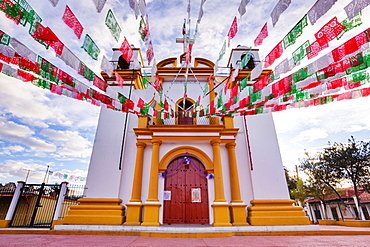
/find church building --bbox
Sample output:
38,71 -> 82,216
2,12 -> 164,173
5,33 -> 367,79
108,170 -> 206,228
61,45 -> 309,227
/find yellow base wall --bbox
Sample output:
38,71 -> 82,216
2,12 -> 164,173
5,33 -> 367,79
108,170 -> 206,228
62,198 -> 125,225
230,204 -> 249,226
332,220 -> 370,227
0,220 -> 10,228
212,204 -> 232,227
124,204 -> 142,226
247,199 -> 310,226
141,204 -> 161,226
318,220 -> 338,225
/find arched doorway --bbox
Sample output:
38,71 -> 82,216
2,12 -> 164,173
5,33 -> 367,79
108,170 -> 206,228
177,99 -> 194,125
163,154 -> 209,224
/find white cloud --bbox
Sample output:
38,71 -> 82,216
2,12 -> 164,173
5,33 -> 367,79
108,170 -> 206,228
0,145 -> 26,156
40,129 -> 93,158
0,116 -> 56,153
294,128 -> 329,143
273,97 -> 370,135
0,160 -> 47,183
0,74 -> 99,130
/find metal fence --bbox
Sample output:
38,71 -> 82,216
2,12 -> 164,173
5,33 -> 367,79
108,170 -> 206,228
10,183 -> 61,228
58,184 -> 86,220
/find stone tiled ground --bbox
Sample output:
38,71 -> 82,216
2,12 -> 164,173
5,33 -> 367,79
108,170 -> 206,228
1,234 -> 370,246
1,225 -> 370,246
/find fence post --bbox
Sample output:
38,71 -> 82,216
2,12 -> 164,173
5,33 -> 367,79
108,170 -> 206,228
0,181 -> 25,227
52,182 -> 68,228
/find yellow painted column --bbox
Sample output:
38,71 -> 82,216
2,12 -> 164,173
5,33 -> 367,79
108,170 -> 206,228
130,142 -> 147,202
211,140 -> 226,202
147,140 -> 162,202
211,139 -> 231,226
225,142 -> 242,203
142,140 -> 162,226
124,142 -> 146,225
225,142 -> 248,226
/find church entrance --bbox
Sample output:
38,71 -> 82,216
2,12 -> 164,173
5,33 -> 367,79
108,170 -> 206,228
163,154 -> 209,224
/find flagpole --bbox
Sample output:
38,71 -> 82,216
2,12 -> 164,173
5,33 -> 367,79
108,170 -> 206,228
43,165 -> 49,183
118,68 -> 134,170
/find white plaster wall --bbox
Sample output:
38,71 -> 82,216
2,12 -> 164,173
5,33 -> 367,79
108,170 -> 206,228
158,176 -> 165,224
158,142 -> 213,160
246,113 -> 290,200
233,116 -> 255,206
85,107 -> 127,198
118,114 -> 141,205
207,177 -> 215,224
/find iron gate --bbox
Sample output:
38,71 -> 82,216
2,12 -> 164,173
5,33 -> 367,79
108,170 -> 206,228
9,183 -> 61,228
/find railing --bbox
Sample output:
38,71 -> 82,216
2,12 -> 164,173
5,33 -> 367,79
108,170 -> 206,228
58,184 -> 86,220
150,116 -> 222,126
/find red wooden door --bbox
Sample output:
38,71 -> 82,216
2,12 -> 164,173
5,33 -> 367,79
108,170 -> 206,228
163,156 -> 209,224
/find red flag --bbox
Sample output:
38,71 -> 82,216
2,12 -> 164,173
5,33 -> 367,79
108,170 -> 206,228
137,98 -> 144,109
315,17 -> 345,46
93,75 -> 107,91
327,77 -> 346,90
32,23 -> 59,42
115,71 -> 124,87
230,83 -> 239,99
254,23 -> 268,46
144,14 -> 150,41
120,37 -> 133,64
186,43 -> 193,65
264,41 -> 283,68
32,23 -> 64,55
227,16 -> 238,46
307,40 -> 329,59
152,74 -> 161,91
146,41 -> 154,65
58,69 -> 74,86
164,100 -> 169,111
17,69 -> 35,82
239,96 -> 250,108
62,5 -> 84,39
210,100 -> 215,114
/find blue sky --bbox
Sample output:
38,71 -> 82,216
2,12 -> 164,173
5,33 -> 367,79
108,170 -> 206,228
1,0 -> 370,184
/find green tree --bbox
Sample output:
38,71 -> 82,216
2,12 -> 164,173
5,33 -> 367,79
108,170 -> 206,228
323,137 -> 370,219
284,167 -> 297,199
300,137 -> 370,220
290,179 -> 309,206
284,167 -> 309,206
300,151 -> 344,202
304,177 -> 337,219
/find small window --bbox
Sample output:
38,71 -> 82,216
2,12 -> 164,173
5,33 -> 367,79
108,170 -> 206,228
177,99 -> 194,125
118,55 -> 130,69
241,53 -> 255,70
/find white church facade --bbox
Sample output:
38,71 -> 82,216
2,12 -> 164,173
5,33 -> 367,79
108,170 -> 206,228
61,46 -> 309,227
